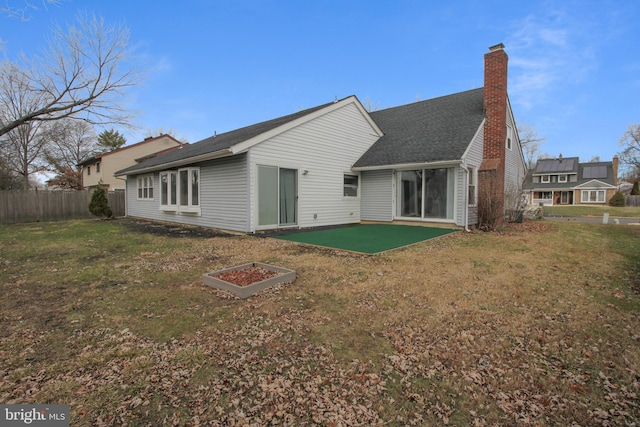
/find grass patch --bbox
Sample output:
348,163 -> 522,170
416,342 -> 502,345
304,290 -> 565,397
1,218 -> 639,425
543,204 -> 640,218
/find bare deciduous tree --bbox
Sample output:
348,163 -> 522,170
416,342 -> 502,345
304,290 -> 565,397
0,120 -> 50,189
45,119 -> 97,189
145,127 -> 189,144
1,0 -> 61,20
0,155 -> 20,189
518,124 -> 546,170
362,96 -> 381,112
0,13 -> 140,138
618,123 -> 640,178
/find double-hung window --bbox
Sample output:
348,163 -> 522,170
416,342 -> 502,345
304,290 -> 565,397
160,168 -> 200,213
468,167 -> 477,206
160,171 -> 177,210
506,125 -> 513,150
343,174 -> 359,197
137,175 -> 154,200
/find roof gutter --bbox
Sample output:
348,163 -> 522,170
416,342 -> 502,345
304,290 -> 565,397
352,159 -> 462,172
115,148 -> 234,177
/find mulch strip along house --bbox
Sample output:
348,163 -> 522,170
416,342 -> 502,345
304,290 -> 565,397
116,44 -> 526,233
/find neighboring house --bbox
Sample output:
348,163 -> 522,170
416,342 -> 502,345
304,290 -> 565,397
116,44 -> 526,232
523,156 -> 618,206
79,134 -> 184,191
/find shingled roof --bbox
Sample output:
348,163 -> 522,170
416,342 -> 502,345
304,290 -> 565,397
117,89 -> 486,176
116,100 -> 337,175
352,88 -> 485,169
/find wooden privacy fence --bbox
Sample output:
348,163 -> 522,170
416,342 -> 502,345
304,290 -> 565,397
625,195 -> 640,207
0,190 -> 125,224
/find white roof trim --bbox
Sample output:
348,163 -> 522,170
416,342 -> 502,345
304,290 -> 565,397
575,179 -> 616,189
352,159 -> 462,172
461,118 -> 485,160
115,149 -> 234,176
230,96 -> 384,155
506,95 -> 527,171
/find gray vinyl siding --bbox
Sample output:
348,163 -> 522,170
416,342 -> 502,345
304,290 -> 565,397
505,102 -> 527,196
249,102 -> 380,231
460,124 -> 484,226
361,170 -> 393,222
125,154 -> 249,232
125,175 -> 156,220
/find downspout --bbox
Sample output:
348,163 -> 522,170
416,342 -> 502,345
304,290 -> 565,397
460,163 -> 471,232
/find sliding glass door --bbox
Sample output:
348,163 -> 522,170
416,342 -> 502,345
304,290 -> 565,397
258,166 -> 297,227
397,168 -> 454,220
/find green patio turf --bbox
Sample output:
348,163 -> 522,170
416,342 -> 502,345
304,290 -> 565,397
274,224 -> 458,254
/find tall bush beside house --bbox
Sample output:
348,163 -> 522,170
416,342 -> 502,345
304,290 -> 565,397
609,191 -> 626,207
631,181 -> 640,196
88,187 -> 113,218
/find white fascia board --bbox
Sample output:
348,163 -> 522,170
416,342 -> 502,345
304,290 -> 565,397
350,96 -> 385,137
506,96 -> 527,170
575,179 -> 616,189
528,186 -> 575,191
352,159 -> 462,172
230,96 -> 383,154
115,149 -> 234,177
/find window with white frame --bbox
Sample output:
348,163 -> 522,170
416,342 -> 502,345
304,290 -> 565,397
506,125 -> 513,150
558,174 -> 567,183
137,175 -> 154,200
179,168 -> 200,209
537,191 -> 552,200
160,171 -> 177,209
160,167 -> 199,212
541,175 -> 550,183
581,190 -> 605,203
468,166 -> 476,205
343,174 -> 358,197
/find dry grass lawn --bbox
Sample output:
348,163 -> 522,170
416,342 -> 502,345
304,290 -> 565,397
1,218 -> 639,426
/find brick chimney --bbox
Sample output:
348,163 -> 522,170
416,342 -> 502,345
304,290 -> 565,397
479,43 -> 509,226
612,155 -> 619,186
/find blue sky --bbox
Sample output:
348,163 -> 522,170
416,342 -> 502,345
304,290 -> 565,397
2,0 -> 639,164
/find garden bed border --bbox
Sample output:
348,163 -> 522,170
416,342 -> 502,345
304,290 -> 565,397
203,262 -> 296,299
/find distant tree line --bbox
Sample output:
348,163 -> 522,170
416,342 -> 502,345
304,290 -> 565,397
0,11 -> 140,190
